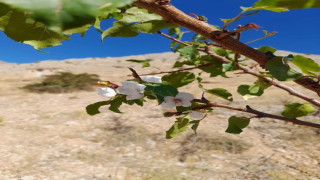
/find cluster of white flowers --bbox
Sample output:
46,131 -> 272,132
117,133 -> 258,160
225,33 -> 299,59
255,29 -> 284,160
97,75 -> 161,100
161,92 -> 204,119
97,75 -> 204,119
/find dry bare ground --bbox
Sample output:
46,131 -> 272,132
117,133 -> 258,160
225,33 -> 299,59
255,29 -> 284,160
0,51 -> 319,180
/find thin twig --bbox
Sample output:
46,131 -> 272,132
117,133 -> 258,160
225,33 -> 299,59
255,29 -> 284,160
245,31 -> 277,44
137,62 -> 218,76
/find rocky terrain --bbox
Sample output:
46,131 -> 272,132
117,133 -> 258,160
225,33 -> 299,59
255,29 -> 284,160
0,51 -> 319,180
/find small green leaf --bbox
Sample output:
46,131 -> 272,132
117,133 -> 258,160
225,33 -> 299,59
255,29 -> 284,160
225,116 -> 250,134
166,116 -> 190,139
162,72 -> 196,88
266,56 -> 304,81
108,96 -> 127,113
126,59 -> 151,67
206,88 -> 233,102
177,46 -> 199,60
190,120 -> 201,135
102,21 -> 139,38
257,46 -> 277,53
282,103 -> 316,118
254,78 -> 271,90
120,7 -> 162,23
254,0 -> 320,9
86,101 -> 108,115
145,84 -> 178,104
173,60 -> 194,68
237,84 -> 264,97
291,55 -> 320,76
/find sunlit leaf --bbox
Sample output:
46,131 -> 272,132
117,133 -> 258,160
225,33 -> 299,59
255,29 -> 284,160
162,72 -> 196,88
257,46 -> 277,53
282,103 -> 316,118
0,0 -> 135,32
237,84 -> 264,98
145,84 -> 178,104
291,55 -> 320,76
254,0 -> 320,9
190,120 -> 201,135
206,88 -> 233,102
177,46 -> 199,60
166,116 -> 190,139
225,116 -> 250,134
266,56 -> 304,81
126,59 -> 151,67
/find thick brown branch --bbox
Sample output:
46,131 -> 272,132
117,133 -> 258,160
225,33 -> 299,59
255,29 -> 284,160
132,0 -> 320,95
192,99 -> 320,129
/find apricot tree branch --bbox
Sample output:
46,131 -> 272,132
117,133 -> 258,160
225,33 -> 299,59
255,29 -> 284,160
156,31 -> 320,107
132,0 -> 320,95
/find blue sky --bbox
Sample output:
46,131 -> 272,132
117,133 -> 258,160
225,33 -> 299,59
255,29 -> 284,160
0,0 -> 319,63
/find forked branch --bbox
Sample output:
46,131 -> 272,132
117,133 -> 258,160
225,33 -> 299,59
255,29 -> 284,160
132,0 -> 320,95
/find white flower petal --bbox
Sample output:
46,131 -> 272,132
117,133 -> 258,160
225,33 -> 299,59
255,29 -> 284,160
116,86 -> 130,95
161,101 -> 176,109
188,111 -> 204,119
176,92 -> 194,101
98,87 -> 116,98
136,84 -> 146,93
141,75 -> 162,83
122,81 -> 139,86
164,96 -> 175,102
126,93 -> 144,100
181,100 -> 192,107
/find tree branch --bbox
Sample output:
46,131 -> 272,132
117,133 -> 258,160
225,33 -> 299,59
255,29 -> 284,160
192,99 -> 320,129
132,0 -> 320,95
157,31 -> 320,107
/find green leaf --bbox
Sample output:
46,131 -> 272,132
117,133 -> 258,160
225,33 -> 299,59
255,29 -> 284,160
0,0 -> 135,32
145,84 -> 178,104
237,84 -> 264,97
120,7 -> 162,23
102,20 -> 176,38
291,55 -> 320,76
257,46 -> 277,53
198,57 -> 226,77
166,116 -> 190,139
107,96 -> 127,113
173,60 -> 194,68
243,6 -> 288,12
190,120 -> 200,135
206,88 -> 233,102
266,56 -> 304,81
126,59 -> 151,68
162,72 -> 196,88
253,0 -> 320,9
177,46 -> 199,60
0,4 -> 69,49
254,78 -> 271,90
102,21 -> 139,38
86,101 -> 108,115
225,116 -> 250,134
282,103 -> 316,118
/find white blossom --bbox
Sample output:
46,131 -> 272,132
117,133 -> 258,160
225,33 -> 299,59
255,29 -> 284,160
98,87 -> 116,98
140,75 -> 162,84
116,81 -> 146,100
187,110 -> 205,119
161,92 -> 194,109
